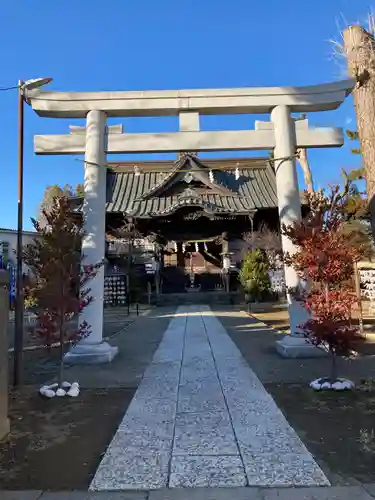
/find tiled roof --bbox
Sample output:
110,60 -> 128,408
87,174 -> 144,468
106,155 -> 278,218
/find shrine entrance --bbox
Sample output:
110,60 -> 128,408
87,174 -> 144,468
163,238 -> 225,294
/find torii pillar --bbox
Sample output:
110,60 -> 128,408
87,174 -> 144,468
255,112 -> 325,357
271,107 -> 322,357
65,111 -> 118,364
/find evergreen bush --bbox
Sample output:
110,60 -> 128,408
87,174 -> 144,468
239,249 -> 271,302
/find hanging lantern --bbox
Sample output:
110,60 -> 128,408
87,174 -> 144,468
235,164 -> 240,180
134,164 -> 141,177
182,243 -> 186,253
174,241 -> 178,252
209,170 -> 214,183
195,242 -> 199,252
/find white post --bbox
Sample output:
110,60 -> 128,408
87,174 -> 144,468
271,105 -> 325,358
65,110 -> 118,364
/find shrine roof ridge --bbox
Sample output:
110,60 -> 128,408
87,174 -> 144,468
105,155 -> 278,217
107,156 -> 272,172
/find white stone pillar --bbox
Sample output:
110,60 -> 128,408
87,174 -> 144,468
65,110 -> 118,364
271,105 -> 324,358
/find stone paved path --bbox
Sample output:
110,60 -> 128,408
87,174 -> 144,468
90,306 -> 329,490
4,487 -> 375,500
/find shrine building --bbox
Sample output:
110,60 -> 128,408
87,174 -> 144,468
103,154 -> 285,296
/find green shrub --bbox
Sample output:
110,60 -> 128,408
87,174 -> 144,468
239,249 -> 271,302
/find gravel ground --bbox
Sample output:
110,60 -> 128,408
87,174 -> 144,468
2,306 -> 176,490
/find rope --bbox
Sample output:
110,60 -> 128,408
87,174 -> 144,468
75,154 -> 298,174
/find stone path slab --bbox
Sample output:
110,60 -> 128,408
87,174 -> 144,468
90,306 -> 329,490
3,487 -> 375,500
261,485 -> 374,500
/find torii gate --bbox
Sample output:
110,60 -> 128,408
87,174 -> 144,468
26,79 -> 355,362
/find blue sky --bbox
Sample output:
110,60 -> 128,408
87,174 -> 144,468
0,0 -> 370,230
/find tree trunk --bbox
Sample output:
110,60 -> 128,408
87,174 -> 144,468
58,327 -> 64,388
297,148 -> 314,192
343,25 -> 375,241
330,350 -> 337,383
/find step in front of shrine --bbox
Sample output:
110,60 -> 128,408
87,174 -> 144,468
155,291 -> 242,305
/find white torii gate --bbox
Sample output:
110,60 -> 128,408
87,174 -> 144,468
26,79 -> 355,362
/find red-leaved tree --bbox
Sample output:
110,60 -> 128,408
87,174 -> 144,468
23,196 -> 102,387
282,185 -> 366,382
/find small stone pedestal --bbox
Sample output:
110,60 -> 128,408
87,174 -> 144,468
275,298 -> 327,358
64,341 -> 118,365
0,270 -> 10,439
275,335 -> 327,358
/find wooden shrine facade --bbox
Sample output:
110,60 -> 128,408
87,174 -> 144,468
103,154 -> 283,293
